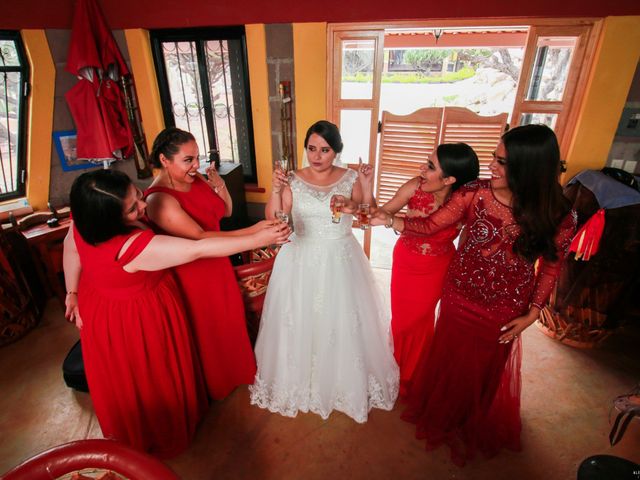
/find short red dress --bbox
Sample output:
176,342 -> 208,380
401,180 -> 576,465
390,180 -> 459,397
145,176 -> 256,399
75,226 -> 206,458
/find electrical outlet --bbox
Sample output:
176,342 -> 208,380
611,159 -> 624,169
623,160 -> 637,173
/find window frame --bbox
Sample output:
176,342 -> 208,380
0,30 -> 30,202
150,26 -> 258,183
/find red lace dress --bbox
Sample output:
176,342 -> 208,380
400,180 -> 576,465
145,177 -> 256,399
391,179 -> 459,397
74,227 -> 206,458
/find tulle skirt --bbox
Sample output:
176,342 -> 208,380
401,290 -> 522,465
249,233 -> 399,423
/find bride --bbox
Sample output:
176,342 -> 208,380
249,120 -> 399,423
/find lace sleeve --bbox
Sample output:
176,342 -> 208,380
530,211 -> 578,309
404,182 -> 477,235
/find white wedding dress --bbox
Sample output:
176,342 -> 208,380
249,169 -> 399,423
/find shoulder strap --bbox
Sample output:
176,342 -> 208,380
116,229 -> 155,265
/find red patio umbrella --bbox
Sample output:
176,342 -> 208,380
64,0 -> 134,162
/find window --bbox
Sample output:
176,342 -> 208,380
151,27 -> 257,183
0,31 -> 29,201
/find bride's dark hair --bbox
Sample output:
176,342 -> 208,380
304,121 -> 343,154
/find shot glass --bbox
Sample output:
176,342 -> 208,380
358,204 -> 370,230
331,201 -> 343,224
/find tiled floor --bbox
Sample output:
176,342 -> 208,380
1,271 -> 639,479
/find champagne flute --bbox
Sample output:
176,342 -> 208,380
275,210 -> 289,225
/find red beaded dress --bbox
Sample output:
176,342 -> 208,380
74,226 -> 207,458
145,176 -> 256,399
401,180 -> 576,465
391,179 -> 459,397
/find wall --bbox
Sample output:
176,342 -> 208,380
45,29 -> 148,207
607,60 -> 640,175
564,16 -> 640,180
5,0 -> 640,29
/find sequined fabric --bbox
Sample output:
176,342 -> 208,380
397,179 -> 459,257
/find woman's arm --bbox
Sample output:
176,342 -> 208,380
202,165 -> 232,217
498,211 -> 577,343
265,167 -> 293,220
379,177 -> 420,215
371,183 -> 473,234
123,222 -> 290,273
62,223 -> 82,328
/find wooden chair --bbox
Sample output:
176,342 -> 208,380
233,245 -> 280,345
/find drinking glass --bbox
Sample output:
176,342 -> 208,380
331,201 -> 343,224
275,210 -> 289,225
358,204 -> 370,230
275,158 -> 289,174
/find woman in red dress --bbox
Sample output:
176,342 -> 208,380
372,124 -> 576,465
144,128 -> 261,399
63,170 -> 288,457
379,143 -> 478,397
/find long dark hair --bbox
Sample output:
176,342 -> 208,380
503,124 -> 571,262
304,121 -> 343,154
436,143 -> 479,191
70,170 -> 134,245
149,127 -> 196,168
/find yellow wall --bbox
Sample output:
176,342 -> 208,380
292,23 -> 328,167
124,29 -> 165,155
245,24 -> 272,203
564,16 -> 640,180
22,30 -> 55,210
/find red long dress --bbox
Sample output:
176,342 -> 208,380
145,177 -> 256,399
75,227 -> 207,458
401,180 -> 576,465
390,180 -> 459,397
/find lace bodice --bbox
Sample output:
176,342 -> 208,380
398,180 -> 459,256
405,180 -> 577,315
290,169 -> 357,240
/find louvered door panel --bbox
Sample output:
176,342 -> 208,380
440,107 -> 508,179
376,108 -> 442,210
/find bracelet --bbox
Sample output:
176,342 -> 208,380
384,214 -> 395,229
272,189 -> 281,195
213,182 -> 226,194
66,291 -> 78,296
530,301 -> 544,311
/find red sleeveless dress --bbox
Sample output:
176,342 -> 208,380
401,180 -> 576,465
75,226 -> 206,458
390,180 -> 459,397
145,176 -> 256,399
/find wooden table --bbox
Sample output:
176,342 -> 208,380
21,218 -> 70,304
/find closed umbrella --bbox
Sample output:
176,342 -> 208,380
64,0 -> 134,162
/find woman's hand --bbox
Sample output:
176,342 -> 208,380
272,166 -> 289,195
357,157 -> 374,194
330,195 -> 357,214
255,220 -> 291,246
65,293 -> 83,330
370,208 -> 392,227
498,310 -> 539,344
205,164 -> 225,192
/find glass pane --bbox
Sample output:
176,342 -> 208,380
339,110 -> 372,164
526,37 -> 576,101
0,71 -> 22,194
0,41 -> 20,67
341,39 -> 375,100
161,41 -> 210,163
205,38 -> 252,174
520,112 -> 558,129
